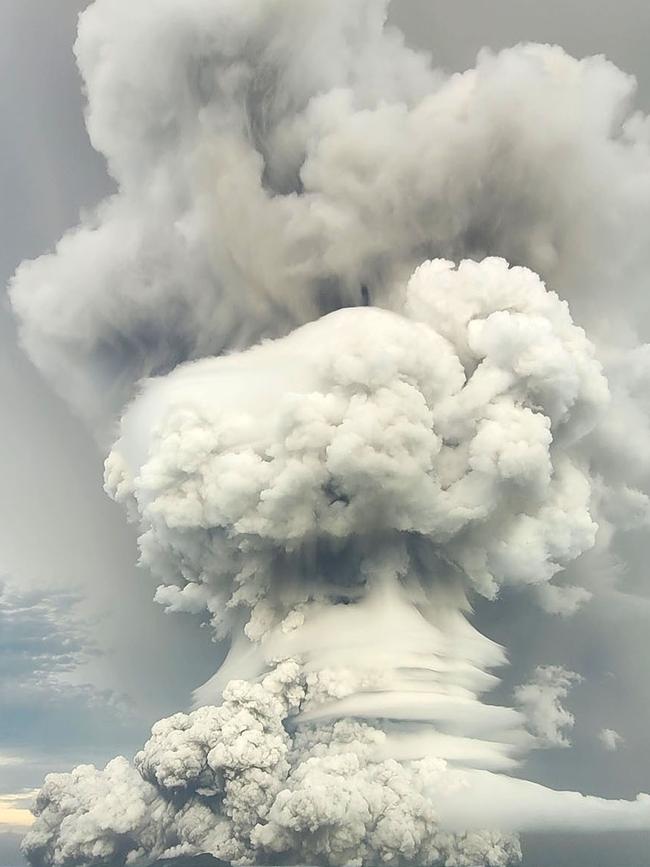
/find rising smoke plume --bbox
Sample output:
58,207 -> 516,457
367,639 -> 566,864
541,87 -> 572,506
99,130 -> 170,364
11,0 -> 650,865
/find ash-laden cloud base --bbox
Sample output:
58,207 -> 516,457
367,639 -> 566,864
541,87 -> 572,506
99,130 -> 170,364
9,0 -> 650,865
22,662 -> 521,867
22,663 -> 650,867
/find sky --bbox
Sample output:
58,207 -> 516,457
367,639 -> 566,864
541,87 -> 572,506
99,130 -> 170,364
1,2 -> 650,866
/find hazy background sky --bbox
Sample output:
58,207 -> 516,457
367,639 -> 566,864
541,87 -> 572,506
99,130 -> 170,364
1,2 -> 649,865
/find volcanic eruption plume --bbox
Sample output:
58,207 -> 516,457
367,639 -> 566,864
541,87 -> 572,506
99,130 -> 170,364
10,0 -> 650,865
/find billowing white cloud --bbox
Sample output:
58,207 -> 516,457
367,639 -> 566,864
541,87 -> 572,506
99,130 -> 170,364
514,666 -> 581,749
599,728 -> 624,752
106,258 -> 606,642
10,0 -> 650,865
25,256 -> 650,867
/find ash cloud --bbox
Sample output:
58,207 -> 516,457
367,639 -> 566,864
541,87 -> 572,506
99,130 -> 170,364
23,664 -> 523,867
10,0 -> 650,430
106,257 -> 606,640
22,661 -> 650,867
514,666 -> 581,749
598,728 -> 624,752
10,0 -> 650,865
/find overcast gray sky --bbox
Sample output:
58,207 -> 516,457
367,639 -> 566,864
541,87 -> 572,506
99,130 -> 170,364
1,2 -> 650,866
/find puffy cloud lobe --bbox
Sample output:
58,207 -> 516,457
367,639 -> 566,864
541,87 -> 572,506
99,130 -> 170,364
136,662 -> 302,798
252,753 -> 520,867
106,258 -> 606,637
23,758 -> 175,867
514,666 -> 582,749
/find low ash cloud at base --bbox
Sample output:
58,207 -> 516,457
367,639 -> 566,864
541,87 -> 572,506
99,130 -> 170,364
8,0 -> 650,865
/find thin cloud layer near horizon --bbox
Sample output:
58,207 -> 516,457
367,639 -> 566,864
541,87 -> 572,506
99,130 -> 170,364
2,2 -> 650,866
